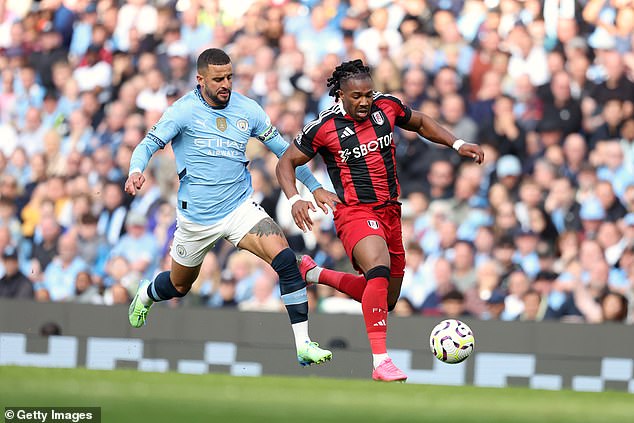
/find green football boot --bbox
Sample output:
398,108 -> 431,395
128,280 -> 152,328
297,341 -> 332,366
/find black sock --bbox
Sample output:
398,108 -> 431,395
272,248 -> 308,324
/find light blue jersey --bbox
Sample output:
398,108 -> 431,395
130,87 -> 321,225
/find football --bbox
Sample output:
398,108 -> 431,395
429,319 -> 475,364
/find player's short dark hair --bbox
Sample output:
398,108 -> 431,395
197,48 -> 231,72
327,59 -> 371,100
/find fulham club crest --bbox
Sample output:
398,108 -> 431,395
367,220 -> 379,230
371,111 -> 384,125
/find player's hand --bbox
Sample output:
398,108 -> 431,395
457,142 -> 484,165
312,187 -> 339,214
125,172 -> 145,195
291,199 -> 316,232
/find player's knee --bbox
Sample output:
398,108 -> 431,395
364,265 -> 390,281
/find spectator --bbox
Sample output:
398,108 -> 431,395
464,259 -> 500,318
452,239 -> 477,292
440,93 -> 478,142
215,272 -> 238,309
421,258 -> 456,317
76,213 -> 109,278
355,8 -> 401,67
400,242 -> 430,309
423,160 -> 455,201
110,212 -> 159,281
596,140 -> 634,202
440,289 -> 470,318
30,214 -> 61,272
30,29 -> 67,91
519,289 -> 543,321
541,70 -> 582,137
41,232 -> 87,301
484,289 -> 507,320
72,44 -> 112,98
97,179 -> 127,245
238,271 -> 283,313
0,246 -> 33,299
578,197 -> 606,242
69,270 -> 103,305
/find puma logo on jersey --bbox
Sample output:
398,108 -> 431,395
337,133 -> 393,162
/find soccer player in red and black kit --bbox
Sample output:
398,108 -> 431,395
276,60 -> 484,381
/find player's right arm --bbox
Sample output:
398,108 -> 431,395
276,142 -> 318,232
125,106 -> 183,196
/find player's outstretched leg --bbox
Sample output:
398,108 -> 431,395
298,255 -> 366,302
273,249 -> 332,366
362,265 -> 407,382
128,271 -> 186,328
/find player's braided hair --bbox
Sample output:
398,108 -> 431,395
327,59 -> 371,100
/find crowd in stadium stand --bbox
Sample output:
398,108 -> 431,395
0,0 -> 633,324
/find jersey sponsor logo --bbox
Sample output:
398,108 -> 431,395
367,220 -> 379,230
194,138 -> 245,157
372,111 -> 384,125
340,126 -> 355,139
216,117 -> 227,132
236,119 -> 249,132
337,133 -> 393,162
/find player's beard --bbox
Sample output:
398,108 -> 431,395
206,86 -> 231,106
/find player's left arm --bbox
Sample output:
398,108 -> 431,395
399,110 -> 484,164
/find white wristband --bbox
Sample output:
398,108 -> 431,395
452,139 -> 466,151
288,194 -> 302,207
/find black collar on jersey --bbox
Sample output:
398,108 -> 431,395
195,85 -> 228,110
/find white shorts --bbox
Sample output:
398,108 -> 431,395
170,198 -> 270,267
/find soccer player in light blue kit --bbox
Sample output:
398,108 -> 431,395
126,48 -> 339,366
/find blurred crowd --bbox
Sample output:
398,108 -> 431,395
0,0 -> 633,325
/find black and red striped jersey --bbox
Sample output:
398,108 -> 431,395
294,92 -> 412,206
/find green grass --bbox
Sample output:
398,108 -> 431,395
0,366 -> 632,423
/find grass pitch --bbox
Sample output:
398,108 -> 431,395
0,366 -> 631,423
